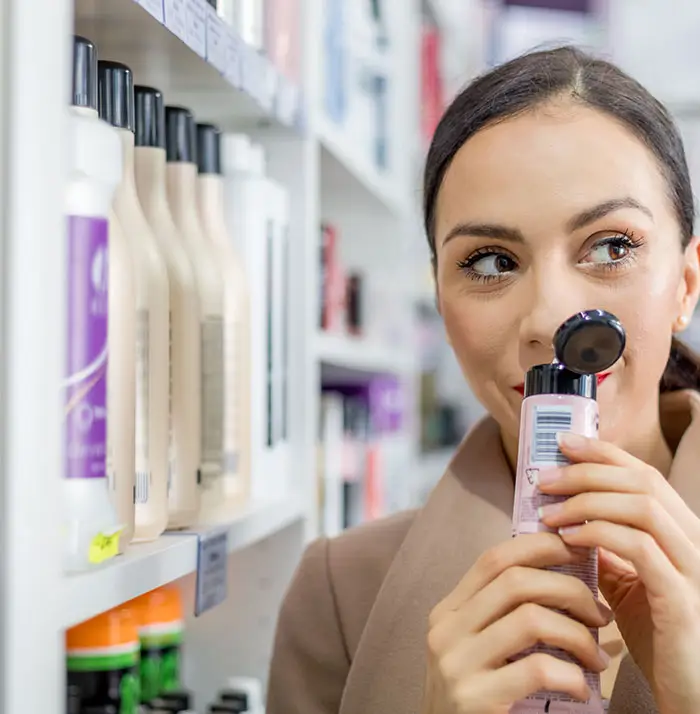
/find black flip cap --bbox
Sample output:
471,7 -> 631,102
72,35 -> 98,110
220,689 -> 248,708
525,363 -> 597,400
97,60 -> 135,132
210,705 -> 246,714
554,309 -> 626,375
165,106 -> 196,164
153,691 -> 192,710
196,123 -> 222,175
135,86 -> 166,149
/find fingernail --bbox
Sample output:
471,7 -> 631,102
597,646 -> 611,668
596,600 -> 614,623
559,525 -> 581,537
557,432 -> 586,449
537,502 -> 564,520
536,468 -> 562,486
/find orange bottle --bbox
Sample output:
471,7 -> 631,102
66,606 -> 141,713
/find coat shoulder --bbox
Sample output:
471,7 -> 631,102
266,510 -> 417,714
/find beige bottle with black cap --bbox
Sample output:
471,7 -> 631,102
165,106 -> 225,516
98,61 -> 170,542
196,123 -> 251,519
134,87 -> 202,529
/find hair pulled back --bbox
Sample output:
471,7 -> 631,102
423,46 -> 699,393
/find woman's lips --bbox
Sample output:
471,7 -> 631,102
513,371 -> 612,396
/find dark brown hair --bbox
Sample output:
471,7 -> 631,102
423,45 -> 700,393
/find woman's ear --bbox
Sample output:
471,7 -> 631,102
676,236 -> 700,331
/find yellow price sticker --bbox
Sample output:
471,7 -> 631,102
88,530 -> 122,565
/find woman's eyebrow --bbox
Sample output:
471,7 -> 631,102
566,197 -> 654,232
441,197 -> 654,248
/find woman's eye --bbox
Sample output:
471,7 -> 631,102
584,238 -> 631,264
469,253 -> 517,276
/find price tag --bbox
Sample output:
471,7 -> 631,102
224,29 -> 243,88
194,528 -> 228,616
137,0 -> 165,22
163,0 -> 188,43
186,0 -> 207,58
276,81 -> 299,128
206,8 -> 227,74
240,45 -> 260,103
88,529 -> 123,565
259,59 -> 277,113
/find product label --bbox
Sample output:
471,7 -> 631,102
223,319 -> 240,475
135,309 -> 152,505
67,643 -> 140,714
201,316 -> 225,474
167,309 -> 175,495
512,397 -> 601,712
139,622 -> 184,702
64,216 -> 109,480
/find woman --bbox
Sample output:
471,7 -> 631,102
268,47 -> 700,714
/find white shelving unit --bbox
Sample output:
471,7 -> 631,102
0,0 -> 424,710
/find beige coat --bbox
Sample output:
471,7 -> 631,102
268,390 -> 700,714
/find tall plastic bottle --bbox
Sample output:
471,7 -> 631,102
134,86 -> 202,529
512,309 -> 626,714
196,123 -> 251,518
64,35 -> 126,572
165,106 -> 225,517
98,61 -> 170,542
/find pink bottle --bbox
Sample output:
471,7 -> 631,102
512,309 -> 626,714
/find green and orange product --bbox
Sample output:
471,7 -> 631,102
131,584 -> 185,703
66,605 -> 141,714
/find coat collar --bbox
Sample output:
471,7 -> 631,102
339,390 -> 700,714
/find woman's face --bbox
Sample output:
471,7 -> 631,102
434,101 -> 700,460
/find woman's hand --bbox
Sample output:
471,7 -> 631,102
538,432 -> 700,714
422,532 -> 611,714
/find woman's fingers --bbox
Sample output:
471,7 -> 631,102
550,435 -> 700,542
467,654 -> 594,707
472,603 -> 609,673
434,532 -> 589,620
456,566 -> 611,634
539,492 -> 698,574
558,520 -> 682,600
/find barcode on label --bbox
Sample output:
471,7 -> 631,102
135,470 -> 150,504
532,406 -> 572,465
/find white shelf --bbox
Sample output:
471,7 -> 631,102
75,0 -> 303,130
317,332 -> 416,377
318,114 -> 411,219
62,496 -> 304,629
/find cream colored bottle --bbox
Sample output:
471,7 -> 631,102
165,106 -> 225,516
134,87 -> 202,529
107,212 -> 137,548
196,123 -> 251,519
98,61 -> 170,541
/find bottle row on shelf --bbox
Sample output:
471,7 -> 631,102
317,379 -> 407,536
66,584 -> 263,713
131,0 -> 302,128
66,34 -> 291,573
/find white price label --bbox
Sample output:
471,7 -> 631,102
241,47 -> 264,105
186,0 -> 207,58
225,30 -> 243,88
260,60 -> 277,113
137,0 -> 165,22
206,8 -> 227,73
276,81 -> 299,127
164,0 -> 187,42
195,528 -> 228,616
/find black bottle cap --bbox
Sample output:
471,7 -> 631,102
210,705 -> 246,714
554,309 -> 626,375
135,85 -> 166,149
165,106 -> 196,164
220,689 -> 248,708
97,60 -> 135,132
196,123 -> 222,175
156,691 -> 192,709
72,35 -> 98,109
525,363 -> 597,400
